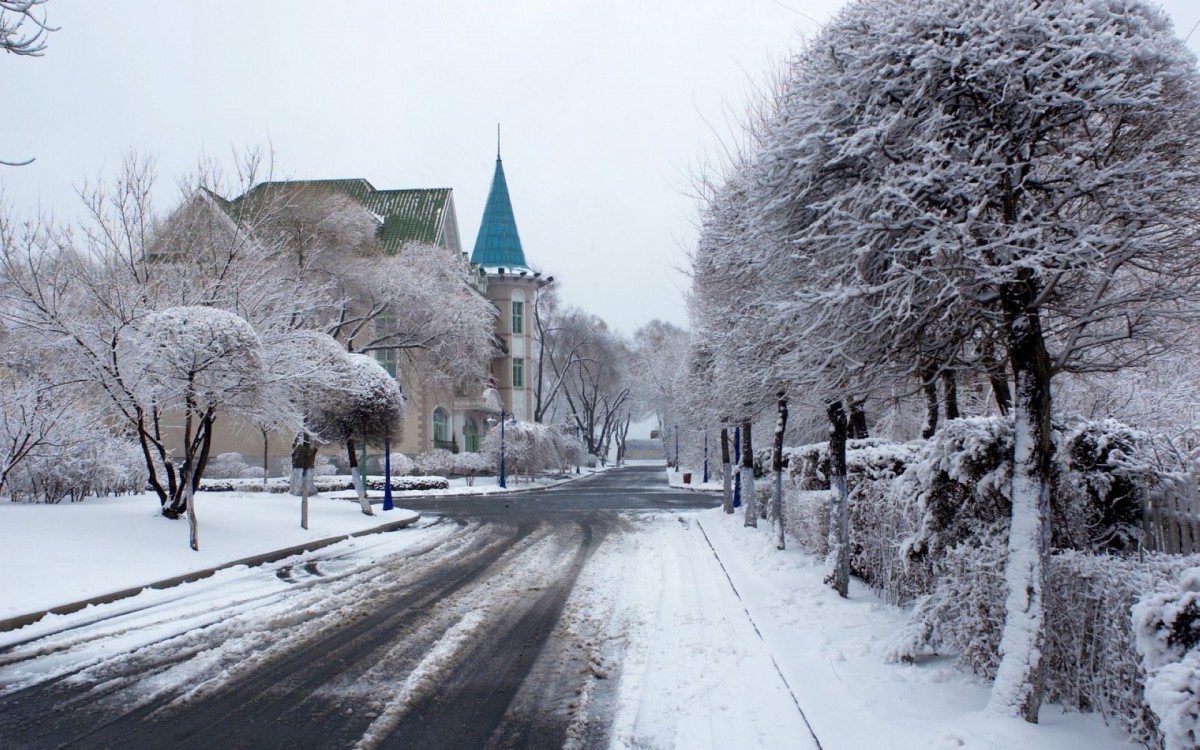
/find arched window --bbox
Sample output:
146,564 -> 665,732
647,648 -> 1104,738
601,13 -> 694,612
464,417 -> 479,453
432,407 -> 451,450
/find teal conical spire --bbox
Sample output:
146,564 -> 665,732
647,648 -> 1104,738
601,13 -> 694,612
471,152 -> 529,271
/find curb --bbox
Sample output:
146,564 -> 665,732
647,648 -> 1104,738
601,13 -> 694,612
0,513 -> 421,634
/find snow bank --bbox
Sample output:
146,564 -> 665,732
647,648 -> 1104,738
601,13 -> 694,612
0,491 -> 418,620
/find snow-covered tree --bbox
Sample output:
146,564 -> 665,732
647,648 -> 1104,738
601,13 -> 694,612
310,352 -> 404,515
129,306 -> 268,550
550,308 -> 634,460
749,0 -> 1200,721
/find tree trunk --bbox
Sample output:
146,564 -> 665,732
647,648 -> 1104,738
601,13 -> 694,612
987,280 -> 1053,723
742,421 -> 756,528
847,398 -> 869,440
824,400 -> 850,597
720,427 -> 733,514
920,371 -> 939,439
991,374 -> 1013,416
290,432 -> 318,496
346,437 -> 374,516
262,428 -> 270,489
982,337 -> 1012,416
942,370 -> 960,421
733,425 -> 742,508
772,395 -> 788,550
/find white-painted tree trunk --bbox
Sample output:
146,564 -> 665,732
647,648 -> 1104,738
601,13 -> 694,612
301,470 -> 310,530
186,478 -> 199,552
741,422 -> 756,528
351,466 -> 374,516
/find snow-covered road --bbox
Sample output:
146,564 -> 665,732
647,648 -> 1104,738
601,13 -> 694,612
0,469 -> 817,749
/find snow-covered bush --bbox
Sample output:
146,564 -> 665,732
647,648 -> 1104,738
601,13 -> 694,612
1134,566 -> 1200,750
387,452 -> 415,477
1058,420 -> 1153,553
9,428 -> 146,503
481,421 -> 576,480
780,488 -> 830,556
205,452 -> 261,480
454,451 -> 491,486
314,454 -> 337,477
416,449 -> 456,477
897,417 -> 1014,569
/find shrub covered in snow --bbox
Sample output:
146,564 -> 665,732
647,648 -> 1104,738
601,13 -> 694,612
775,417 -> 1200,747
1059,420 -> 1155,554
1134,566 -> 1200,750
387,452 -> 416,477
8,427 -> 146,504
416,449 -> 457,477
481,421 -> 578,480
454,451 -> 491,485
205,452 -> 262,480
198,474 -> 448,493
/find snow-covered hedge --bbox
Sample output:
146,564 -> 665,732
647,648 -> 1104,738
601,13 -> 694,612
198,475 -> 448,493
779,418 -> 1198,748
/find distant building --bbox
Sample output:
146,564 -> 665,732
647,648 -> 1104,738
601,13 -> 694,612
470,150 -> 552,423
188,148 -> 550,471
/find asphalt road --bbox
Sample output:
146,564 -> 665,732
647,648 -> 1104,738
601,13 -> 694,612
0,465 -> 718,750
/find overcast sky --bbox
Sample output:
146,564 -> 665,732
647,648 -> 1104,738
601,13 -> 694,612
4,1 -> 1200,337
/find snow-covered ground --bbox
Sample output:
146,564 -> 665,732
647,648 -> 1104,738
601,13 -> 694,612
0,471 -> 591,621
0,467 -> 1140,748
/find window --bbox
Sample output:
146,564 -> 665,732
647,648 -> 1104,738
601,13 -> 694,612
464,418 -> 480,452
511,300 -> 524,334
375,348 -> 397,378
432,407 -> 451,449
512,357 -> 525,388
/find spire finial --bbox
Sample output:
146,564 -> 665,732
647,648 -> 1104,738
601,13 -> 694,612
497,124 -> 501,159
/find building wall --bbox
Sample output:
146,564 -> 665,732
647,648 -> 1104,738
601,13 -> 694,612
484,274 -> 543,422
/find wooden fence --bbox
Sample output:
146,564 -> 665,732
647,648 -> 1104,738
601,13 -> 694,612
1143,476 -> 1200,554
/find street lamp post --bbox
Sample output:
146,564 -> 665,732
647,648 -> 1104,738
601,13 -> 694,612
703,431 -> 709,484
382,428 -> 394,511
674,425 -> 679,470
488,410 -> 509,488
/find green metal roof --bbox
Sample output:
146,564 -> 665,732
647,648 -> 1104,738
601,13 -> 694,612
470,157 -> 529,271
231,179 -> 458,255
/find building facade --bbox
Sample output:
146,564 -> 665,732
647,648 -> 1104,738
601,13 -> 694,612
197,150 -> 549,471
469,151 -> 552,423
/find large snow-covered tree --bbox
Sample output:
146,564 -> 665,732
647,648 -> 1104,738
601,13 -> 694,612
749,0 -> 1200,721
